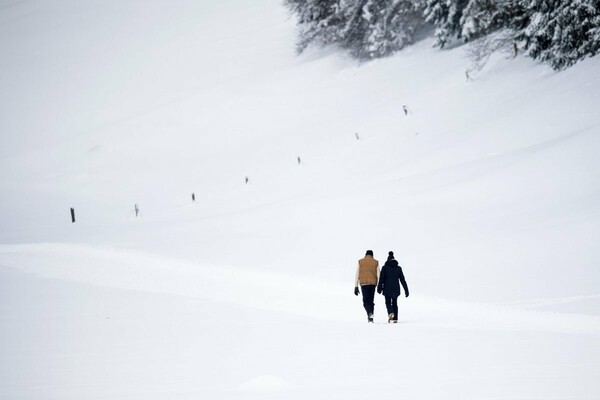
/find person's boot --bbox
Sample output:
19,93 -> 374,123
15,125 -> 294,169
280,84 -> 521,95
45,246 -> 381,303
368,313 -> 374,323
388,313 -> 394,323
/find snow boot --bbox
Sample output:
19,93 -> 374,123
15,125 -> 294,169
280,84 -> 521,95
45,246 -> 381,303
368,313 -> 374,323
388,313 -> 394,323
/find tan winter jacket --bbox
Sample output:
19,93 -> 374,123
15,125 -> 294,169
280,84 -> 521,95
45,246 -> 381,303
354,255 -> 380,287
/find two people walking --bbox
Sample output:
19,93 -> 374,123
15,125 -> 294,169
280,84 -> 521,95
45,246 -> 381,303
354,250 -> 409,323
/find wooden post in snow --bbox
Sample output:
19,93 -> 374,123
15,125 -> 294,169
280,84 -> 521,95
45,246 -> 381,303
70,207 -> 76,223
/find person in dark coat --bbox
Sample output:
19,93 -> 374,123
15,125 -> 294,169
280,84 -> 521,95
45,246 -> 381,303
377,251 -> 409,323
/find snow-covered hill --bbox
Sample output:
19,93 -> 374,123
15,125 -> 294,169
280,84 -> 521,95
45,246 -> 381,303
1,1 -> 599,399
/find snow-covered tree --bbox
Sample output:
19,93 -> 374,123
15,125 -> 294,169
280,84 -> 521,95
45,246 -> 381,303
460,0 -> 496,41
461,0 -> 525,42
284,0 -> 345,52
353,0 -> 427,59
284,0 -> 600,69
461,0 -> 527,75
284,0 -> 427,60
547,0 -> 600,69
337,0 -> 370,57
423,0 -> 469,47
519,0 -> 560,62
520,0 -> 600,69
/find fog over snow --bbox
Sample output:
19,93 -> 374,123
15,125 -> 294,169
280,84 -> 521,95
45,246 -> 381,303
1,1 -> 599,399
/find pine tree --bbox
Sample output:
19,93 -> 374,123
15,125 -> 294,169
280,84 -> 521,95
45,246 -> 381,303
424,0 -> 469,47
360,0 -> 427,59
461,0 -> 495,41
520,0 -> 560,62
520,0 -> 600,69
285,0 -> 427,60
338,0 -> 371,58
550,0 -> 600,69
460,0 -> 525,41
284,0 -> 600,69
284,0 -> 345,52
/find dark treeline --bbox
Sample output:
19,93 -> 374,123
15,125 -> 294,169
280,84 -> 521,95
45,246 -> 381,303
284,0 -> 600,70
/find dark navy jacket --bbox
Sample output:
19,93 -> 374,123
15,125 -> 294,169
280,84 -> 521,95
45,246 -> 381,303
377,259 -> 409,298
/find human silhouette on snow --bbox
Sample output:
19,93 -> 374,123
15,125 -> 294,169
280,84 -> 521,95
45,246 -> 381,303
377,251 -> 409,323
354,250 -> 379,323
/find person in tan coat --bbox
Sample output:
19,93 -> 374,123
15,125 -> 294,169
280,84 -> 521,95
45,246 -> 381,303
354,250 -> 380,322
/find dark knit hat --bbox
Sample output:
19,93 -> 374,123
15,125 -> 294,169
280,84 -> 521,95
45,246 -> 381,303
366,250 -> 374,256
388,251 -> 395,260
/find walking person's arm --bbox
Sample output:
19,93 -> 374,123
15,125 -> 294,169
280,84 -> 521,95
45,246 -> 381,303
399,268 -> 409,297
354,263 -> 360,296
377,266 -> 385,294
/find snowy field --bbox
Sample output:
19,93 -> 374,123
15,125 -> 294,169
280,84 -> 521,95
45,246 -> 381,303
1,0 -> 600,399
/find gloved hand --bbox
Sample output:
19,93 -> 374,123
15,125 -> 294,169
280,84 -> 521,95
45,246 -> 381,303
377,287 -> 382,295
354,287 -> 360,296
405,292 -> 409,298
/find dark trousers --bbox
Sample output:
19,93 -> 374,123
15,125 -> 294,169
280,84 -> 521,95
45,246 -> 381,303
385,296 -> 399,321
361,285 -> 376,316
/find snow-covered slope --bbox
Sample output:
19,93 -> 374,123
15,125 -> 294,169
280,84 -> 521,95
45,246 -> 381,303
2,243 -> 600,399
2,0 -> 599,303
1,1 -> 599,399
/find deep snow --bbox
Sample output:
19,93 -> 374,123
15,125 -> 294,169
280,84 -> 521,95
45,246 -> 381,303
1,0 -> 600,399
